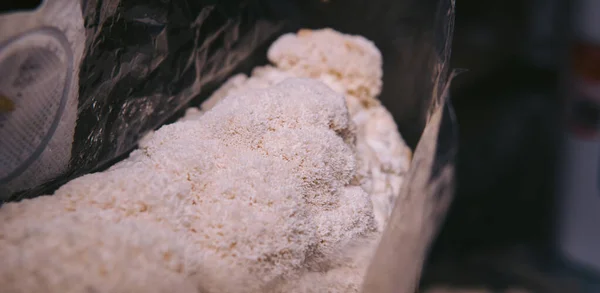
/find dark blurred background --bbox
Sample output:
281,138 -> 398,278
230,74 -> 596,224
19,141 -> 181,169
421,0 -> 580,292
432,0 -> 562,257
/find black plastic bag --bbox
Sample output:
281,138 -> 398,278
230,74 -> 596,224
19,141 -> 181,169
0,0 -> 455,291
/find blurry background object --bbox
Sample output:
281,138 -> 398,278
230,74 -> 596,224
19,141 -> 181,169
0,0 -> 84,200
422,0 -> 578,291
556,0 -> 600,290
429,0 -> 563,259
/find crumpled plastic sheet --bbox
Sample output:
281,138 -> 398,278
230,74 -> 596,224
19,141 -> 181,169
362,95 -> 458,293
